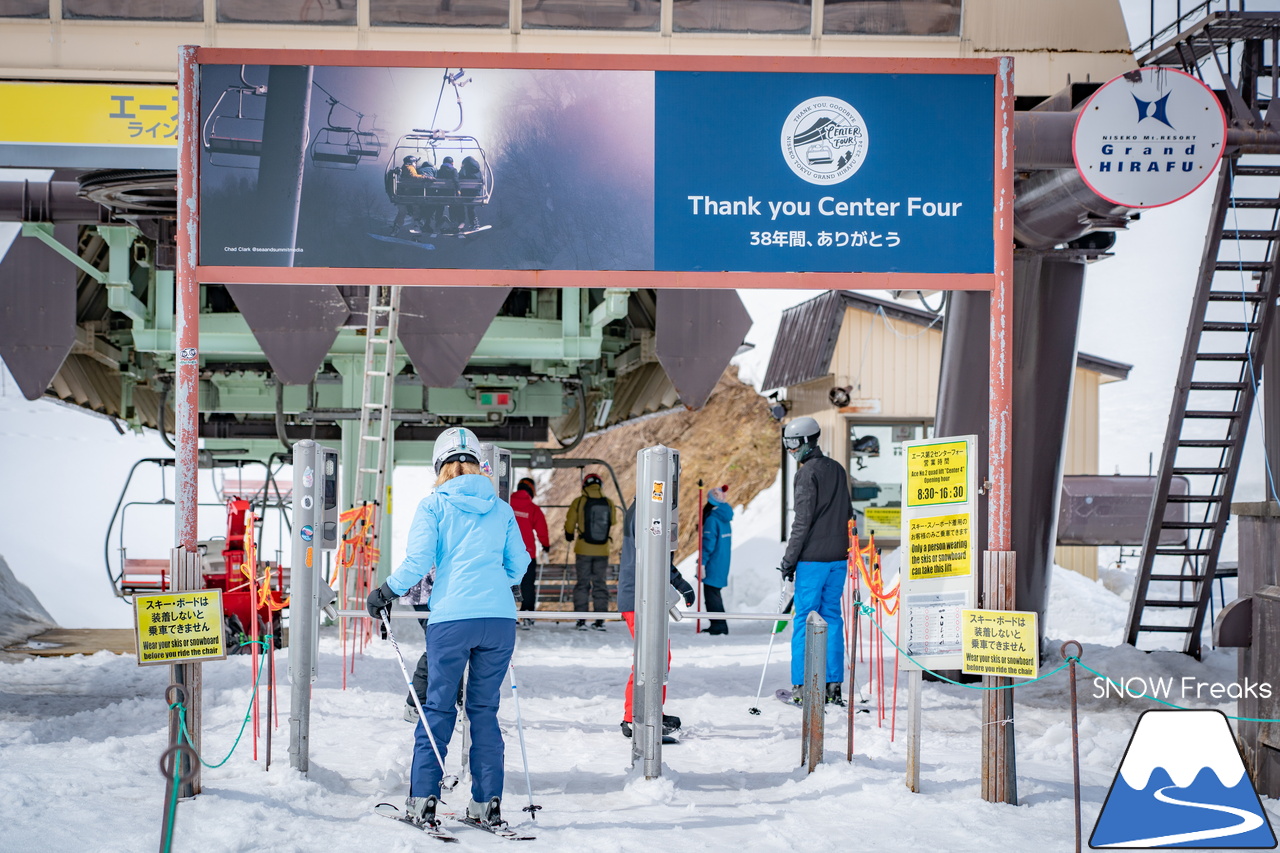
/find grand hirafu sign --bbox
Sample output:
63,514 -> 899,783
1073,67 -> 1226,208
191,52 -> 1007,287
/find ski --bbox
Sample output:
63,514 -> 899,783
374,802 -> 459,842
774,688 -> 869,713
441,812 -> 536,841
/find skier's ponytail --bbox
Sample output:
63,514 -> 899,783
435,460 -> 482,487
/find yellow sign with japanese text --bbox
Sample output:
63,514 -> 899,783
905,439 -> 969,507
862,506 -> 902,537
133,590 -> 227,666
907,512 -> 971,579
961,609 -> 1038,678
0,82 -> 178,146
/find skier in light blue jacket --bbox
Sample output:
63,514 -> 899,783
367,427 -> 527,831
700,484 -> 733,635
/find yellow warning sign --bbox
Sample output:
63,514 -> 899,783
907,512 -> 971,579
133,590 -> 227,666
862,506 -> 902,537
0,82 -> 178,146
905,439 -> 969,507
961,609 -> 1038,678
651,480 -> 665,502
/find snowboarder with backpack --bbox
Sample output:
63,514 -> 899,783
564,472 -> 616,630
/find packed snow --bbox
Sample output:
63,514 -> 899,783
1,477 -> 1275,852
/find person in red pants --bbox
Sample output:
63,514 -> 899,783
616,499 -> 694,739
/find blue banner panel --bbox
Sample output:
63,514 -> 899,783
654,71 -> 995,274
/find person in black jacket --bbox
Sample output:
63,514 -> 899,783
779,416 -> 853,706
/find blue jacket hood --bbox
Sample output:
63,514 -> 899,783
437,474 -> 497,513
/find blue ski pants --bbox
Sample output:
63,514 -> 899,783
411,617 -> 516,803
789,559 -> 846,686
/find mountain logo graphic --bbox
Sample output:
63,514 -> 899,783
780,97 -> 868,185
1090,710 -> 1277,849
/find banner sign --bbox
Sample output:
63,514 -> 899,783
899,434 -> 977,672
133,590 -> 227,666
192,50 -> 1009,288
0,81 -> 178,169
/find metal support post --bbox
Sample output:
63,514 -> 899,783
906,669 -> 922,792
981,550 -> 1017,804
173,44 -> 201,799
801,611 -> 826,773
168,547 -> 202,797
288,439 -> 340,774
633,444 -> 679,780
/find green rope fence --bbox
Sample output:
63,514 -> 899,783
854,600 -> 1280,723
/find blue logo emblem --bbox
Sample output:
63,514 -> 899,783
300,525 -> 314,542
1091,710 -> 1276,848
1133,91 -> 1174,128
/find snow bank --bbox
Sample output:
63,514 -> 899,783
0,554 -> 55,648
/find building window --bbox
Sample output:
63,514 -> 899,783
522,0 -> 659,31
847,421 -> 932,541
219,0 -> 355,24
673,0 -> 810,34
62,0 -> 202,20
371,0 -> 508,28
823,0 -> 961,36
0,0 -> 47,17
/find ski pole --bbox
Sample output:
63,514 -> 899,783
508,661 -> 543,820
380,612 -> 459,793
749,577 -> 793,715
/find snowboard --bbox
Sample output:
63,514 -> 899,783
368,232 -> 435,250
408,224 -> 493,239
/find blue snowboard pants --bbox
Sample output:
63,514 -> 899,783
789,559 -> 847,686
411,617 -> 516,803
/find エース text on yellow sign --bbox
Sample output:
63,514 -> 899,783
961,608 -> 1038,679
905,439 -> 969,507
133,590 -> 227,666
0,82 -> 178,146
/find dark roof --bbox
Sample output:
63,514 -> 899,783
760,291 -> 1132,391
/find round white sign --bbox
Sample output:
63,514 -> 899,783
780,96 -> 869,185
1072,67 -> 1225,208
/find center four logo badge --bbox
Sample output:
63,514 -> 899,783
780,97 -> 869,185
1091,710 -> 1277,849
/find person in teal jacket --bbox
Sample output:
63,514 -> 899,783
700,484 -> 733,635
367,427 -> 527,832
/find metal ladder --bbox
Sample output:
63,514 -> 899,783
1125,157 -> 1280,655
354,284 -> 401,516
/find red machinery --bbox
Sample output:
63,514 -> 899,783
209,497 -> 288,648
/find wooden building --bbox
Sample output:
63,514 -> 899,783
761,289 -> 1131,579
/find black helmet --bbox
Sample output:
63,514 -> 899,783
517,477 -> 536,497
442,156 -> 454,164
582,473 -> 602,489
782,416 -> 821,459
403,155 -> 418,164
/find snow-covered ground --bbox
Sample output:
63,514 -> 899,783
1,460 -> 1274,853
1,560 -> 1271,852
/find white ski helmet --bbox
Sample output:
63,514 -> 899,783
782,416 -> 821,458
432,426 -> 481,474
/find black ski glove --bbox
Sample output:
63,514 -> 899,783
683,588 -> 696,607
778,565 -> 795,582
366,582 -> 398,626
565,531 -> 575,543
